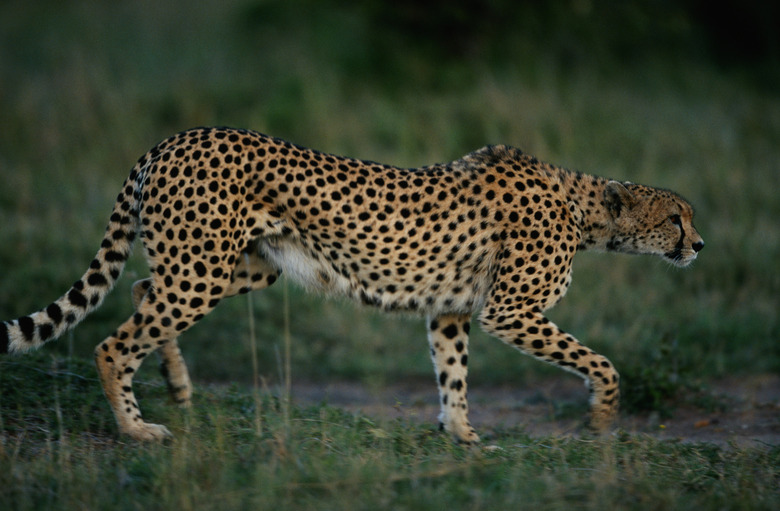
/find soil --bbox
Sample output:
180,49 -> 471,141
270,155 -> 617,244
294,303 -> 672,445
292,373 -> 780,448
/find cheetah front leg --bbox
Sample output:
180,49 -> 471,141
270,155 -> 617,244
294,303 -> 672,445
479,308 -> 620,432
427,314 -> 480,444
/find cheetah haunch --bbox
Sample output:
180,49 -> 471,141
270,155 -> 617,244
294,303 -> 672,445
1,127 -> 704,442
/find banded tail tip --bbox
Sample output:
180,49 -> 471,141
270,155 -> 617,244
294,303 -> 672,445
0,321 -> 8,353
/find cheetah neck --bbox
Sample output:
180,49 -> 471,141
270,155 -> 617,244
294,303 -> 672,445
554,168 -> 615,251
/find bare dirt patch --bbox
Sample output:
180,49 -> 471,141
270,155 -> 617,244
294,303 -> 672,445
292,374 -> 780,448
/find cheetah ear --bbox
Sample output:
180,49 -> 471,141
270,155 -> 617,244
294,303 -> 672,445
604,181 -> 634,218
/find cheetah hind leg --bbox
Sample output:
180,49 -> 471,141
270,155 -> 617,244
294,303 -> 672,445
132,278 -> 192,408
97,264 -> 238,442
132,279 -> 193,408
427,314 -> 480,444
95,306 -> 178,441
129,253 -> 281,410
109,253 -> 281,441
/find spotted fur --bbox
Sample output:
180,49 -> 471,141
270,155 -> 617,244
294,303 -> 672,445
1,127 -> 704,442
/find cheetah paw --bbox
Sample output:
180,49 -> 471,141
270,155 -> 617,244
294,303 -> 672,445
588,406 -> 617,433
122,422 -> 174,442
445,423 -> 481,445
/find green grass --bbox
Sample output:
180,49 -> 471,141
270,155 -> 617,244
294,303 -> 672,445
0,0 -> 778,508
1,354 -> 777,510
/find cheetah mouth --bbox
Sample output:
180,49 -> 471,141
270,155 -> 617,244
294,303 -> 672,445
664,249 -> 697,267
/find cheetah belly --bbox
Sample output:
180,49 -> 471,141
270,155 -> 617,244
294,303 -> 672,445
257,237 -> 352,295
256,236 -> 493,315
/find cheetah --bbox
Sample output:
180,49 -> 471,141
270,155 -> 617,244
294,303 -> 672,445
1,127 -> 704,442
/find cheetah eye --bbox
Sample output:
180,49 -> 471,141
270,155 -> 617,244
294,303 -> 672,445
669,214 -> 682,227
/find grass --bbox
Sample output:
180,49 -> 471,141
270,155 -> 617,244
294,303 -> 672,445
1,354 -> 777,510
0,0 -> 778,508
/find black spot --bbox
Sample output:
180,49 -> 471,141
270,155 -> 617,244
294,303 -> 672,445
104,251 -> 125,262
0,322 -> 7,350
194,262 -> 207,277
38,323 -> 54,341
46,303 -> 63,324
68,289 -> 88,308
441,324 -> 459,339
18,316 -> 35,341
87,273 -> 109,286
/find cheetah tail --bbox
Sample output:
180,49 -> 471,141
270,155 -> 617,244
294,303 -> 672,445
1,172 -> 141,354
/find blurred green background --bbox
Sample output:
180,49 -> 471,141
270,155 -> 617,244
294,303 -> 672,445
0,0 -> 777,399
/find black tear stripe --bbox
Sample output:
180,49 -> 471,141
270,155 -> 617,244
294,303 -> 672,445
665,225 -> 686,261
676,224 -> 686,251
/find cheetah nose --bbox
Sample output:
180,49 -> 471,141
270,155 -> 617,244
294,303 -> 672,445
692,241 -> 704,252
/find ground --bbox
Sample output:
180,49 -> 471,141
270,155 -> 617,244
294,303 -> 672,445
291,374 -> 780,448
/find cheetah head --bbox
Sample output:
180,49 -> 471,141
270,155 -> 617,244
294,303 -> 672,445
604,181 -> 704,267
